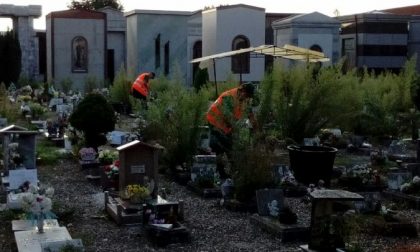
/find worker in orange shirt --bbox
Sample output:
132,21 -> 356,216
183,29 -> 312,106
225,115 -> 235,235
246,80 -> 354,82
206,82 -> 257,177
131,72 -> 156,101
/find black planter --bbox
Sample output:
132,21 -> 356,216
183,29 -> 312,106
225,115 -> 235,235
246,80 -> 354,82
287,145 -> 337,187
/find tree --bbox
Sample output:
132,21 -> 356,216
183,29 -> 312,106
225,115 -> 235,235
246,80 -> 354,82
0,30 -> 21,87
68,0 -> 124,11
69,93 -> 116,149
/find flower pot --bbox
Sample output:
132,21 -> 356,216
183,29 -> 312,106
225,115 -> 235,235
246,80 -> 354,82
287,145 -> 337,187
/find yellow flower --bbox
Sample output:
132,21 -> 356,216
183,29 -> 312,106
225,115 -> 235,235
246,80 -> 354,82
125,184 -> 150,199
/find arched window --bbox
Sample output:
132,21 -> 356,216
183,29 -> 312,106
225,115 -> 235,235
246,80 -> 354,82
231,35 -> 250,74
310,44 -> 323,53
72,36 -> 88,72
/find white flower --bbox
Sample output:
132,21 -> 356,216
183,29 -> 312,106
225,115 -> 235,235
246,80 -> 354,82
412,176 -> 420,185
45,187 -> 55,198
400,182 -> 411,193
40,197 -> 52,213
28,184 -> 38,194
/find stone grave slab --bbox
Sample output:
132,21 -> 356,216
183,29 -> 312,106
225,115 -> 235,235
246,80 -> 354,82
12,219 -> 59,231
250,214 -> 309,242
387,171 -> 412,190
256,189 -> 284,217
14,227 -> 72,252
40,238 -> 84,252
8,169 -> 37,190
382,190 -> 420,210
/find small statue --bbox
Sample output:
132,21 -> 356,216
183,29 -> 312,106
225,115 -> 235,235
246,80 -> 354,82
268,200 -> 280,217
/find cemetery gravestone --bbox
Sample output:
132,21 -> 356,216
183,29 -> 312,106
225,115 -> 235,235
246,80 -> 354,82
304,189 -> 363,252
353,192 -> 381,213
117,140 -> 163,198
190,155 -> 217,183
256,189 -> 284,217
388,171 -> 412,190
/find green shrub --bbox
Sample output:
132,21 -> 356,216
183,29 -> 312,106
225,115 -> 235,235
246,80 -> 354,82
0,82 -> 19,122
69,93 -> 116,148
84,76 -> 98,94
60,77 -> 73,95
109,66 -> 132,112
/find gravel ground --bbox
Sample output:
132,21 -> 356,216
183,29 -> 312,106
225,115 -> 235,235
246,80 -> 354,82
1,147 -> 420,251
32,156 -> 420,252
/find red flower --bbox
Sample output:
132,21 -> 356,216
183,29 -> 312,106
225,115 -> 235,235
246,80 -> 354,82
114,160 -> 120,167
104,165 -> 112,172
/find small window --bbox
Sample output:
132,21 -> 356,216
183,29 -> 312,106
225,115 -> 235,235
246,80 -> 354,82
164,41 -> 170,76
231,35 -> 250,74
72,36 -> 88,73
155,34 -> 161,69
192,40 -> 202,80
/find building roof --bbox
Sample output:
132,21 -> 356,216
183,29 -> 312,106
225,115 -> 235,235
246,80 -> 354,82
273,12 -> 340,25
46,9 -> 106,19
383,4 -> 420,15
116,140 -> 164,151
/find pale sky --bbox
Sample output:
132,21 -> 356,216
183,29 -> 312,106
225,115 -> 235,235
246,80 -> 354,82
1,0 -> 420,31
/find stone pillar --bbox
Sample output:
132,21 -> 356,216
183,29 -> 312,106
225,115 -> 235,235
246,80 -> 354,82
0,4 -> 42,81
13,16 -> 38,79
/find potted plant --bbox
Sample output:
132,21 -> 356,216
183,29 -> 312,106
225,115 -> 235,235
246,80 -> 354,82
287,145 -> 337,187
98,149 -> 118,165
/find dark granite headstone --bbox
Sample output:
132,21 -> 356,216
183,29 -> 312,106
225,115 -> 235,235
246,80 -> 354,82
354,192 -> 382,213
387,171 -> 412,190
256,189 -> 284,217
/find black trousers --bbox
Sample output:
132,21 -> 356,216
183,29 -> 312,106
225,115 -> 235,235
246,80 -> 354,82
209,126 -> 232,179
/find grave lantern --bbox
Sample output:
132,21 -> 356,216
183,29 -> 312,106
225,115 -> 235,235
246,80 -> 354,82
116,140 -> 163,198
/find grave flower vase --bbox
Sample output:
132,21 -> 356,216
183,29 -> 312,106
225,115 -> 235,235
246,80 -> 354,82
287,145 -> 337,187
37,215 -> 44,233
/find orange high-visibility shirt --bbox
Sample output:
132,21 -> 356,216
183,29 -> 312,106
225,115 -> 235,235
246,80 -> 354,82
131,73 -> 152,97
206,88 -> 244,134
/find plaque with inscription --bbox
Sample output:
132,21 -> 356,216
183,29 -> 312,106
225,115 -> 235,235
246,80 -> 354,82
131,165 -> 145,174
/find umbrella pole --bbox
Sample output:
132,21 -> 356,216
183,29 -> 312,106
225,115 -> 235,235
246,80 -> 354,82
213,59 -> 218,96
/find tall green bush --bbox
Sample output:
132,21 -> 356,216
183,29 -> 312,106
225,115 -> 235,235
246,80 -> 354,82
0,30 -> 21,87
260,61 -> 344,143
143,79 -> 211,171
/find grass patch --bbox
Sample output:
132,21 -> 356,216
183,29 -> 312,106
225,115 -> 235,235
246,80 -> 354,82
36,138 -> 67,165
